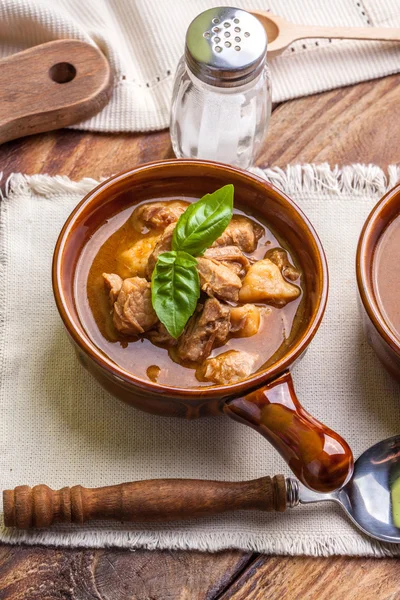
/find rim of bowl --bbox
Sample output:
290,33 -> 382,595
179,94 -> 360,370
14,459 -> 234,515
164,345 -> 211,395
53,159 -> 329,398
356,182 -> 400,357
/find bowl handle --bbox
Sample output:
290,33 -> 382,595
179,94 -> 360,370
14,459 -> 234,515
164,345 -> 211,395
224,371 -> 353,493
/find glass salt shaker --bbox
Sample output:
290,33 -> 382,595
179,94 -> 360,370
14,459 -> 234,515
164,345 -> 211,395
170,7 -> 271,170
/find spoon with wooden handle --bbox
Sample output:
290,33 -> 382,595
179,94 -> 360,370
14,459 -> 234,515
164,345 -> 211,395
0,39 -> 112,145
3,476 -> 288,528
3,436 -> 400,543
250,10 -> 400,58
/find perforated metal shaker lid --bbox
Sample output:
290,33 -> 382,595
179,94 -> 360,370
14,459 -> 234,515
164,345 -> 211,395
185,7 -> 267,88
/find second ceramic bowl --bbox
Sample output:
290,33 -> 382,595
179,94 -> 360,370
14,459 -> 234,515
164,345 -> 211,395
357,182 -> 400,381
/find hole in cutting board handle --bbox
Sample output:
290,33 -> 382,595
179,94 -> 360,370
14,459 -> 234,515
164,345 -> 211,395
49,62 -> 77,84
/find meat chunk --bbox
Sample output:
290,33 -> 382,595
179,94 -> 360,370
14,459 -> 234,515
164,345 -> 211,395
198,350 -> 257,385
213,215 -> 264,253
204,246 -> 250,278
103,273 -> 123,304
196,257 -> 242,302
116,235 -> 159,279
147,322 -> 177,348
146,223 -> 175,277
112,277 -> 158,335
239,259 -> 300,307
265,248 -> 300,282
230,304 -> 267,337
131,201 -> 188,233
176,298 -> 230,363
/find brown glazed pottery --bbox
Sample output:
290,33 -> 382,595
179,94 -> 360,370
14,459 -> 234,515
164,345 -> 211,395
53,159 -> 353,493
357,182 -> 400,381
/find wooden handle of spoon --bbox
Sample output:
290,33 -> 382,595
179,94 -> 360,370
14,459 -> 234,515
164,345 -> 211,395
293,24 -> 400,43
253,9 -> 400,44
0,39 -> 112,145
3,476 -> 287,529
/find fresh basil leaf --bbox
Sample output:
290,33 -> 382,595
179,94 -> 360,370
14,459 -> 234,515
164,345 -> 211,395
151,251 -> 200,339
172,184 -> 234,256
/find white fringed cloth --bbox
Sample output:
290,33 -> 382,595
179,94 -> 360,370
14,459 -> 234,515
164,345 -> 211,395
0,164 -> 400,556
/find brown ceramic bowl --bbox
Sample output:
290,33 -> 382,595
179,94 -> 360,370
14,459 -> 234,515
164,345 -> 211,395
357,182 -> 400,381
53,159 -> 353,492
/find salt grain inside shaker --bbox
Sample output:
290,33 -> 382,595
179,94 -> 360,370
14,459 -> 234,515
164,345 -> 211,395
170,7 -> 271,169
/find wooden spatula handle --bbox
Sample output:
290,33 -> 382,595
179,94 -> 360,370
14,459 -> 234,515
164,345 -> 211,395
0,39 -> 112,145
3,476 -> 287,529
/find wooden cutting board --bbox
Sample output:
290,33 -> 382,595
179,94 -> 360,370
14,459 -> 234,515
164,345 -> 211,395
0,39 -> 112,144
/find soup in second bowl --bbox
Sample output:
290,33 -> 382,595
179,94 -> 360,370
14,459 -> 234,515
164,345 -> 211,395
74,191 -> 305,388
373,213 -> 400,341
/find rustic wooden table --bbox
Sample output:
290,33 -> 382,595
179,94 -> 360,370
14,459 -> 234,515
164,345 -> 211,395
0,74 -> 399,600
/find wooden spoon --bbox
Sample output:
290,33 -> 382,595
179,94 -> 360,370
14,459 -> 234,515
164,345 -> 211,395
0,39 -> 113,145
251,10 -> 400,58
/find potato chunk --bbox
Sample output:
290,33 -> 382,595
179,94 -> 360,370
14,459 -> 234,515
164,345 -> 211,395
239,259 -> 300,306
198,350 -> 257,385
230,304 -> 266,337
116,236 -> 159,279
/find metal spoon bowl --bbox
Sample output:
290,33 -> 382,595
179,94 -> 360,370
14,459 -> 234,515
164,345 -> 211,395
294,435 -> 400,543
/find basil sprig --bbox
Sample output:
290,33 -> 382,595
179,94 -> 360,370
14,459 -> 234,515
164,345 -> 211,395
151,251 -> 200,339
151,185 -> 234,338
172,184 -> 234,256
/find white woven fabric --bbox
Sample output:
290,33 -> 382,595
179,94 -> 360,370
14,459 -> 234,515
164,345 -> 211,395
0,0 -> 399,131
1,164 -> 400,556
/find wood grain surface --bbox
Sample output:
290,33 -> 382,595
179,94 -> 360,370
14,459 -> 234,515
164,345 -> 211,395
0,73 -> 399,183
0,74 -> 399,598
0,546 -> 252,600
219,555 -> 400,600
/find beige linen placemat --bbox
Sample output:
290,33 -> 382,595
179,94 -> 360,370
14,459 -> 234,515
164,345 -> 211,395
0,164 -> 400,557
0,0 -> 399,131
